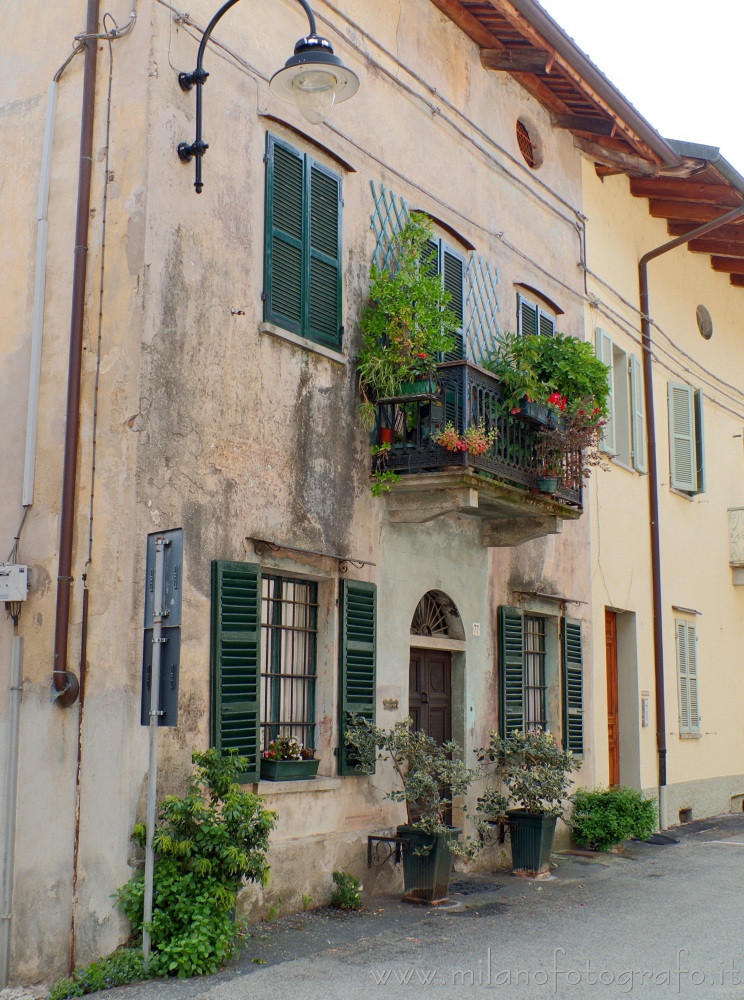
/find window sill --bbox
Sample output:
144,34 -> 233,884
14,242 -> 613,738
259,322 -> 346,366
679,732 -> 702,740
253,775 -> 341,795
669,488 -> 697,503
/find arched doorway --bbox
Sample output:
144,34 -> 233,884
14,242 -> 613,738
409,591 -> 464,743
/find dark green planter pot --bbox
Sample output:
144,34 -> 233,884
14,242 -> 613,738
537,475 -> 560,493
260,758 -> 319,781
507,810 -> 557,875
400,378 -> 436,396
397,825 -> 461,903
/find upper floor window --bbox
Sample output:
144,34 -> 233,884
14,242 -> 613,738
518,293 -> 555,338
596,329 -> 646,473
421,234 -> 466,361
668,382 -> 706,495
264,134 -> 343,351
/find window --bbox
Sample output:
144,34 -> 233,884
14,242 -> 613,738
668,383 -> 706,494
211,562 -> 377,781
596,328 -> 646,472
260,575 -> 317,751
422,236 -> 466,361
518,293 -> 555,338
264,134 -> 343,350
675,619 -> 701,735
498,607 -> 584,754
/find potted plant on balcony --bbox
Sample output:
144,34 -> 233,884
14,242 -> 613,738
345,716 -> 481,903
483,331 -> 610,422
535,401 -> 607,492
477,729 -> 578,876
260,735 -> 319,781
357,213 -> 460,428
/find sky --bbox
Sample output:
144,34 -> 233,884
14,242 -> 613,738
537,1 -> 744,176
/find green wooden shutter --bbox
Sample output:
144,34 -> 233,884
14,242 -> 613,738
686,622 -> 700,733
211,561 -> 261,781
597,329 -> 615,454
308,161 -> 342,350
265,136 -> 304,334
562,618 -> 584,755
518,295 -> 537,338
441,246 -> 465,361
498,606 -> 524,736
421,238 -> 440,278
630,354 -> 647,473
668,382 -> 696,491
338,580 -> 377,775
694,389 -> 706,495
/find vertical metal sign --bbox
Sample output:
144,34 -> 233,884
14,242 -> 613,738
140,528 -> 182,967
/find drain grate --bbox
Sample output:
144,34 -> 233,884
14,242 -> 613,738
449,875 -> 503,896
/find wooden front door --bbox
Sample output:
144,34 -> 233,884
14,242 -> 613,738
409,649 -> 452,745
605,609 -> 620,787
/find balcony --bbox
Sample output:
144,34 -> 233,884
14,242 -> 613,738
373,361 -> 582,547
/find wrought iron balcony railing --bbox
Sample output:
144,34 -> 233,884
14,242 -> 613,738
373,361 -> 582,508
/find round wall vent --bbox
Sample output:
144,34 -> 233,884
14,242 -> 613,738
696,304 -> 713,340
516,118 -> 543,170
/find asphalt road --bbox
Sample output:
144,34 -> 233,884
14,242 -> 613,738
79,813 -> 744,1000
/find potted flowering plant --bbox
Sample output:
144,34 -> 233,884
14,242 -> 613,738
535,401 -> 606,491
357,214 -> 459,427
477,729 -> 578,876
433,420 -> 498,457
344,717 -> 481,903
260,735 -> 319,782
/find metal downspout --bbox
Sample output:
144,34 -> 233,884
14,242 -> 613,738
52,0 -> 101,708
639,203 -> 744,830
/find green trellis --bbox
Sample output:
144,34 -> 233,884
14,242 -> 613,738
369,181 -> 501,360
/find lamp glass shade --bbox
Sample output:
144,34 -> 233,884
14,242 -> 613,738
293,70 -> 337,124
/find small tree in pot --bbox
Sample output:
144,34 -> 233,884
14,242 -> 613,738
345,716 -> 480,903
477,729 -> 578,876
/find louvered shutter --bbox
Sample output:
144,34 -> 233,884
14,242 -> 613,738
265,136 -> 303,334
676,620 -> 700,734
562,618 -> 584,755
597,329 -> 615,454
538,311 -> 555,337
308,161 -> 342,349
676,620 -> 691,733
518,296 -> 537,338
498,606 -> 525,736
338,580 -> 377,775
668,382 -> 696,491
694,389 -> 706,494
630,354 -> 647,473
211,561 -> 261,781
441,246 -> 465,361
421,238 -> 440,278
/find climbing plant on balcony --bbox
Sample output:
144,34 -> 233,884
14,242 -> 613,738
357,213 -> 459,427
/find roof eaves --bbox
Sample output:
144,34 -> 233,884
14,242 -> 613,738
665,138 -> 744,196
506,0 -> 682,168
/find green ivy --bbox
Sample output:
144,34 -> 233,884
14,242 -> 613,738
570,786 -> 658,851
116,749 -> 276,978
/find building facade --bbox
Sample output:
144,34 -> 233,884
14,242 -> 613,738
2,0 -> 743,985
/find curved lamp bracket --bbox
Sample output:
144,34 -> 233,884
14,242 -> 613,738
177,0 -> 358,193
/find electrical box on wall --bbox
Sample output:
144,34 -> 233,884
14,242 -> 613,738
0,564 -> 29,602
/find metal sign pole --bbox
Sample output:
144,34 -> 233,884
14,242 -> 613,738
142,536 -> 166,966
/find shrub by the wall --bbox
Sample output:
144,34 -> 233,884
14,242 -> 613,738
570,786 -> 657,851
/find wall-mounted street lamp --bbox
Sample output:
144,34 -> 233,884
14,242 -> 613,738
177,0 -> 359,192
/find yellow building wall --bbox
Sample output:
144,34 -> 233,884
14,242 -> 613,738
583,158 -> 744,824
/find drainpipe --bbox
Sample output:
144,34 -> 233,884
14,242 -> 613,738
52,0 -> 101,708
639,202 -> 744,830
0,634 -> 23,989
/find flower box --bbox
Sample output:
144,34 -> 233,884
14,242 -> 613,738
518,399 -> 558,428
400,378 -> 437,397
260,758 -> 320,782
